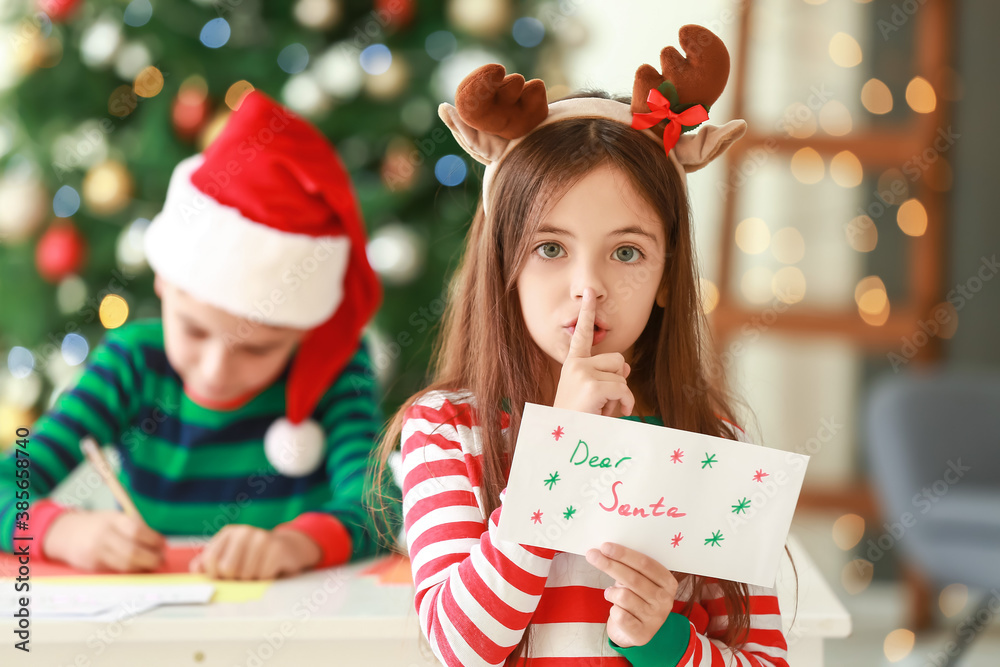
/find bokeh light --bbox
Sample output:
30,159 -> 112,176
134,66 -> 164,98
200,18 -> 231,49
819,100 -> 853,136
425,31 -> 457,61
829,32 -> 862,68
226,80 -> 255,110
278,43 -> 309,74
123,0 -> 153,27
791,148 -> 825,184
897,198 -> 928,237
832,513 -> 865,550
846,215 -> 878,252
841,559 -> 874,595
512,18 -> 545,47
906,76 -> 937,113
7,347 -> 34,379
434,155 -> 467,186
831,151 -> 863,188
99,294 -> 129,329
883,629 -> 915,662
735,217 -> 770,255
360,44 -> 392,75
861,78 -> 893,114
61,333 -> 89,366
53,185 -> 81,217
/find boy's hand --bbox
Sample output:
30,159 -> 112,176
554,288 -> 635,417
190,525 -> 322,580
43,510 -> 166,572
586,542 -> 679,648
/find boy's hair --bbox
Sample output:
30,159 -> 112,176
375,98 -> 772,659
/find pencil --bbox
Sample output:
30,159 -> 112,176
80,436 -> 146,524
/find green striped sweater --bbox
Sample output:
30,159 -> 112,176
0,319 -> 400,558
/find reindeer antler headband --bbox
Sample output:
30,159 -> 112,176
438,25 -> 748,215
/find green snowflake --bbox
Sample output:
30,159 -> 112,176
705,530 -> 724,547
544,471 -> 560,490
731,497 -> 751,514
563,506 -> 577,520
701,453 -> 717,469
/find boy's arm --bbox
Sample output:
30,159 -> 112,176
275,340 -> 399,566
0,329 -> 138,553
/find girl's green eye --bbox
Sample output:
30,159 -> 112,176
616,246 -> 640,263
538,243 -> 563,259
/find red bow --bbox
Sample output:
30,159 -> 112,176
631,88 -> 709,156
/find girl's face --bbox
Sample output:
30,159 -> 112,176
516,164 -> 668,372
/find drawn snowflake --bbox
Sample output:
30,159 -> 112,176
670,449 -> 684,464
671,533 -> 683,548
704,530 -> 724,547
753,469 -> 769,483
701,453 -> 717,469
552,426 -> 565,441
731,497 -> 751,514
563,506 -> 577,520
544,471 -> 561,490
531,510 -> 543,524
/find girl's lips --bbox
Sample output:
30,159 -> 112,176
564,325 -> 609,345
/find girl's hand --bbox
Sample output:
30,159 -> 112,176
586,542 -> 679,648
553,288 -> 635,417
43,510 -> 166,572
190,525 -> 322,580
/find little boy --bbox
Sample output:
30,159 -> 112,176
0,91 -> 399,579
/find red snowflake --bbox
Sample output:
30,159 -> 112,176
670,448 -> 684,464
552,426 -> 565,441
671,533 -> 683,548
753,469 -> 769,483
531,510 -> 543,524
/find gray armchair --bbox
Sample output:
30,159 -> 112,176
865,368 -> 1000,665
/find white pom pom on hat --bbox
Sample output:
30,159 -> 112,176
264,418 -> 327,478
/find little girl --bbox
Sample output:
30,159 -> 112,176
378,25 -> 789,666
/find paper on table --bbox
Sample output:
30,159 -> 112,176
38,574 -> 270,604
0,583 -> 214,621
496,404 -> 809,587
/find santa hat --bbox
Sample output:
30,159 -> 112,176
144,90 -> 380,477
438,25 -> 747,216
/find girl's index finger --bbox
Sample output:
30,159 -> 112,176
566,288 -> 596,360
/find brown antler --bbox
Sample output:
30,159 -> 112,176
631,25 -> 731,115
455,64 -> 548,141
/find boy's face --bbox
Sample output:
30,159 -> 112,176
155,276 -> 307,406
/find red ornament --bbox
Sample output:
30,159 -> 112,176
36,221 -> 87,282
376,0 -> 414,29
37,0 -> 83,23
172,90 -> 213,143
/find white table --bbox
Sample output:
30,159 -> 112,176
4,535 -> 849,666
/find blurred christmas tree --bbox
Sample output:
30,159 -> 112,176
0,0 -> 557,437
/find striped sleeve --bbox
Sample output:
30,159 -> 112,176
312,340 -> 401,561
676,584 -> 789,667
0,328 -> 139,553
401,391 -> 557,667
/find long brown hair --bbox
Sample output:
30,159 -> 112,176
374,94 -> 788,662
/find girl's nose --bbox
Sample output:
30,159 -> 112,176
570,258 -> 609,302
